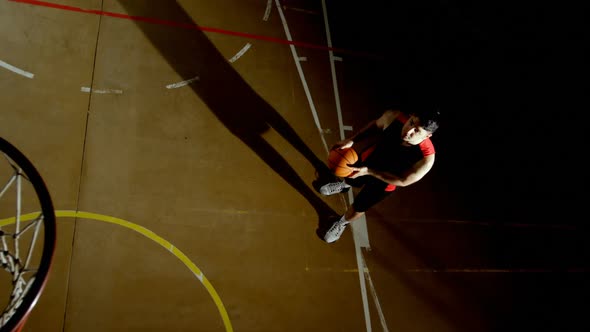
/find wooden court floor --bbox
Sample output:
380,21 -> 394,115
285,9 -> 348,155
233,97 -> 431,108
2,1 -> 589,332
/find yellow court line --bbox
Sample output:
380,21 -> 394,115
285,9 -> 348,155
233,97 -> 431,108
0,210 -> 233,332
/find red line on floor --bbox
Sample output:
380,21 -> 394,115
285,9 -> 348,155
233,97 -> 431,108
8,0 -> 381,59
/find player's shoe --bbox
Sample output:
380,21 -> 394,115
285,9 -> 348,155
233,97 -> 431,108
323,218 -> 349,243
319,181 -> 351,196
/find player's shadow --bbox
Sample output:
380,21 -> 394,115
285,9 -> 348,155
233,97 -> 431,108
117,1 -> 338,222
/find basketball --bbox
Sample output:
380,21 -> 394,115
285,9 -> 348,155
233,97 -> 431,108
327,148 -> 358,177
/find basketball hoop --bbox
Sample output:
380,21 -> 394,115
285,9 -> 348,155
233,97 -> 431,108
0,137 -> 56,332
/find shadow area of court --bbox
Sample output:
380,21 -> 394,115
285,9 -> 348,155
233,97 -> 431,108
115,1 -> 339,227
326,1 -> 590,331
367,210 -> 590,332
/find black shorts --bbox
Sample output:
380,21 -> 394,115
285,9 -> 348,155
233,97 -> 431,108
345,176 -> 393,213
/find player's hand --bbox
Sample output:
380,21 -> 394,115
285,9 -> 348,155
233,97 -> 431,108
331,139 -> 354,151
347,166 -> 368,178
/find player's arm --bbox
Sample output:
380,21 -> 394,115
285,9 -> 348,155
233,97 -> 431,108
332,110 -> 400,150
353,154 -> 435,187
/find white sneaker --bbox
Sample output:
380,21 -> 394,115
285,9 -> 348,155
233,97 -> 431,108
319,181 -> 351,195
323,218 -> 350,243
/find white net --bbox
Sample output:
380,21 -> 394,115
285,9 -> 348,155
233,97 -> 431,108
0,139 -> 55,332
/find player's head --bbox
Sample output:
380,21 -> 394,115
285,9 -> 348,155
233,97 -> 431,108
412,107 -> 440,133
402,107 -> 441,145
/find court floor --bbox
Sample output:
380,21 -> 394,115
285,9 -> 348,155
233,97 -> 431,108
2,1 -> 589,332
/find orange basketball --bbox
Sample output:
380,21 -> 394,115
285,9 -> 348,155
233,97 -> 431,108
327,148 -> 358,177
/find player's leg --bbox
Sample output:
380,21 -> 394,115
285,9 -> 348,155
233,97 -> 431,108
322,178 -> 391,243
315,172 -> 368,196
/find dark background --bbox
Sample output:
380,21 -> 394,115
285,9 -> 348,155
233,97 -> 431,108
325,1 -> 584,225
323,2 -> 588,331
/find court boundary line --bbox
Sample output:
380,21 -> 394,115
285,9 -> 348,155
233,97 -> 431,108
319,1 -> 384,331
274,0 -> 329,153
0,211 -> 234,332
7,0 -> 381,60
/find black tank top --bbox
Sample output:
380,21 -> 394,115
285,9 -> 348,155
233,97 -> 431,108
360,120 -> 425,176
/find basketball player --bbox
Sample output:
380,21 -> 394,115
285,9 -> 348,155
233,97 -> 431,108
315,107 -> 440,243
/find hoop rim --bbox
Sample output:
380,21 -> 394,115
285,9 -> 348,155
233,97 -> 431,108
0,137 -> 56,332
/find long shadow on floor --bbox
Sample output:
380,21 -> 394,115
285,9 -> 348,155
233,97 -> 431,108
115,1 -> 338,224
366,208 -> 590,331
366,209 -> 491,332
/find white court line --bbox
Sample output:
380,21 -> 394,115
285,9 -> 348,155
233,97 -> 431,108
166,76 -> 200,89
80,87 -> 123,94
320,2 -> 345,146
263,0 -> 272,21
353,238 -> 372,332
0,59 -> 34,79
228,43 -> 252,63
362,251 -> 390,332
274,0 -> 329,153
321,1 -> 385,332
